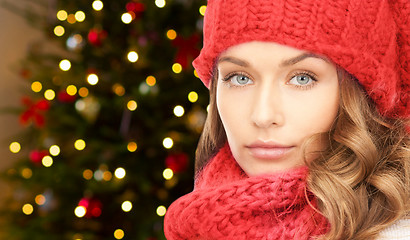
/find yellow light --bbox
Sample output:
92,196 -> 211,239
121,12 -> 133,24
59,59 -> 71,71
54,25 -> 65,36
22,204 -> 34,215
199,5 -> 207,16
156,205 -> 167,217
75,11 -> 86,22
74,206 -> 86,218
57,10 -> 67,21
9,142 -> 21,153
31,81 -> 42,92
49,145 -> 60,156
172,63 -> 182,74
78,87 -> 89,97
92,0 -> 104,11
73,233 -> 83,240
83,169 -> 93,180
102,171 -> 112,181
66,85 -> 77,96
121,201 -> 132,212
163,168 -> 174,180
155,0 -> 166,8
114,167 -> 126,179
173,105 -> 184,117
127,142 -> 137,152
67,14 -> 76,24
42,156 -> 53,167
35,194 -> 46,205
145,76 -> 156,86
21,168 -> 32,179
188,91 -> 198,103
194,69 -> 199,78
44,89 -> 56,100
112,84 -> 125,96
113,229 -> 124,239
166,29 -> 177,40
74,139 -> 86,151
162,137 -> 173,149
87,73 -> 99,85
127,51 -> 139,63
127,100 -> 137,111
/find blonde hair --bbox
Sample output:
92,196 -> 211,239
195,68 -> 409,239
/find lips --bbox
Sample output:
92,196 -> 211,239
246,141 -> 294,160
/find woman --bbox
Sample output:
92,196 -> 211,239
164,0 -> 409,239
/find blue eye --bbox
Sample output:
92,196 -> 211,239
289,73 -> 316,86
225,74 -> 253,86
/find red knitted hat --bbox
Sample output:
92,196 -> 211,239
193,0 -> 409,118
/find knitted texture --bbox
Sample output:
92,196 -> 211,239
164,145 -> 329,239
193,0 -> 409,119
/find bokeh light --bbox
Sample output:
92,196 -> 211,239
127,51 -> 139,63
9,142 -> 21,153
163,168 -> 173,180
127,100 -> 137,111
172,63 -> 182,73
188,91 -> 198,103
54,25 -> 65,36
156,205 -> 166,217
42,156 -> 53,167
49,145 -> 60,156
87,73 -> 99,85
57,10 -> 68,21
163,137 -> 173,149
59,59 -> 71,71
114,229 -> 124,239
127,142 -> 137,152
74,139 -> 86,151
22,204 -> 34,215
155,0 -> 166,8
31,81 -> 42,92
92,0 -> 104,11
44,89 -> 56,100
173,105 -> 184,117
114,168 -> 126,179
121,201 -> 132,212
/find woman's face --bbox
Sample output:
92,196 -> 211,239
216,41 -> 339,176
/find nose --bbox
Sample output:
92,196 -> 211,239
250,83 -> 284,128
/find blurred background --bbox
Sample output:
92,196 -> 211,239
0,0 -> 208,239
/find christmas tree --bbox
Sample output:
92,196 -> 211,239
1,0 -> 207,239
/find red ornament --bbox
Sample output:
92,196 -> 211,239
87,28 -> 107,47
29,150 -> 49,165
78,197 -> 102,218
20,97 -> 50,128
171,34 -> 200,69
165,153 -> 189,173
58,90 -> 76,103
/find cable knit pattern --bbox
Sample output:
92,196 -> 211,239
164,145 -> 329,239
193,0 -> 409,118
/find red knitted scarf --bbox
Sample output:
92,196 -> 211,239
164,144 -> 329,239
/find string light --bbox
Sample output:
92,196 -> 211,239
156,205 -> 167,217
67,14 -> 76,24
59,59 -> 71,71
121,201 -> 132,212
21,168 -> 32,179
74,139 -> 86,151
87,73 -> 99,85
121,12 -> 133,24
66,85 -> 77,96
173,105 -> 185,117
35,194 -> 46,205
9,142 -> 21,153
44,89 -> 56,100
172,63 -> 182,74
42,156 -> 53,167
145,76 -> 156,86
163,168 -> 173,180
113,229 -> 124,239
31,81 -> 42,92
155,0 -> 166,8
22,204 -> 34,215
163,137 -> 173,149
74,206 -> 86,218
127,51 -> 139,62
75,11 -> 86,22
127,142 -> 137,152
83,169 -> 93,180
92,0 -> 103,11
188,91 -> 198,103
199,5 -> 207,16
54,25 -> 65,36
114,167 -> 126,179
166,29 -> 177,40
78,87 -> 89,97
57,10 -> 68,21
49,145 -> 60,156
127,100 -> 137,111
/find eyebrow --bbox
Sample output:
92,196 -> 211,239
218,53 -> 329,67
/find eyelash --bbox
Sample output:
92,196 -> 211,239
221,70 -> 318,89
